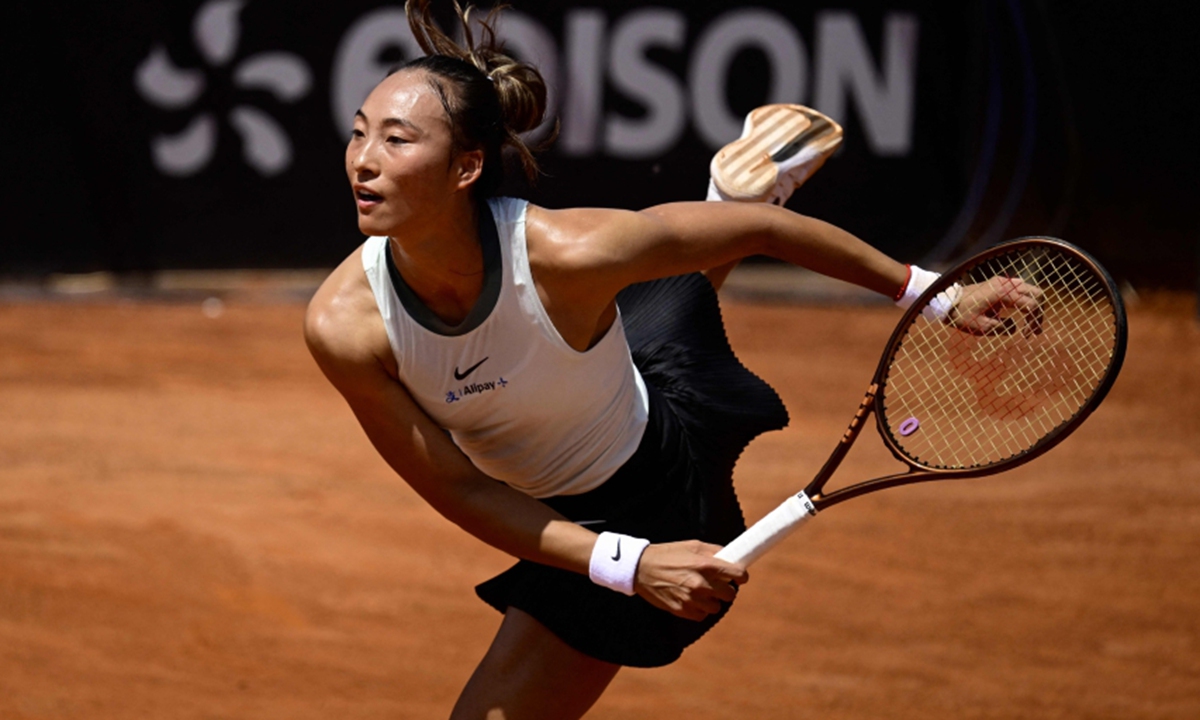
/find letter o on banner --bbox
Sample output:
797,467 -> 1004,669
689,9 -> 808,149
331,9 -> 425,137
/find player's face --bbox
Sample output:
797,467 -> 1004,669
346,70 -> 466,238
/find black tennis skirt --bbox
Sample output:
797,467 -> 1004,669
475,272 -> 789,667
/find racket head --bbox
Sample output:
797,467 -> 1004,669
873,237 -> 1127,477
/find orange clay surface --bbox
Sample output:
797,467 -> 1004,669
1,294 -> 1197,719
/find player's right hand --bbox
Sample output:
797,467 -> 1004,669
634,540 -> 748,621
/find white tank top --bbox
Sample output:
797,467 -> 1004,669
362,197 -> 649,498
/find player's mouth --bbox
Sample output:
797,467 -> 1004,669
354,186 -> 384,209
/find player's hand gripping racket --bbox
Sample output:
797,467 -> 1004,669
716,237 -> 1127,566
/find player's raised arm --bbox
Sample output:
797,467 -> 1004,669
648,201 -> 909,295
525,202 -> 910,310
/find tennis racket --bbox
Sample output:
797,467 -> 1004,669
716,237 -> 1127,566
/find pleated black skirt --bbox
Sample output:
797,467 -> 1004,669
475,272 -> 789,667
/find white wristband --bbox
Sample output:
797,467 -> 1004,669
895,265 -> 961,322
895,265 -> 939,309
588,531 -> 650,596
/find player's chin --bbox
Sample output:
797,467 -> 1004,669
355,214 -> 391,237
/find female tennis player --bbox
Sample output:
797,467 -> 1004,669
305,1 -> 1030,717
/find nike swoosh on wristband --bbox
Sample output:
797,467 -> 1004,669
453,357 -> 489,381
611,538 -> 622,562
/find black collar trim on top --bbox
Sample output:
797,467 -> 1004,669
384,201 -> 503,337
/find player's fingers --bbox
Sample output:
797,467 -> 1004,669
1007,281 -> 1045,310
690,596 -> 723,617
707,579 -> 738,603
1028,303 -> 1045,335
987,277 -> 1034,307
688,542 -> 749,582
669,601 -> 709,622
706,558 -> 749,585
1019,295 -> 1039,311
969,314 -> 1003,334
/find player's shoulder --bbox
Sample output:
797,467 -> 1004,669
304,244 -> 390,373
525,203 -> 641,234
524,203 -> 652,271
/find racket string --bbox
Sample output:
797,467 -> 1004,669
881,246 -> 1119,469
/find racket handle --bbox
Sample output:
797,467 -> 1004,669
715,492 -> 817,567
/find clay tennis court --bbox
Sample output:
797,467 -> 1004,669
1,287 -> 1196,718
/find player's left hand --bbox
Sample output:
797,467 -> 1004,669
948,276 -> 1044,335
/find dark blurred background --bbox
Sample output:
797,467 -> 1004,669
3,0 -> 1196,289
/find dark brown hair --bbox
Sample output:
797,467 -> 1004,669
394,0 -> 550,199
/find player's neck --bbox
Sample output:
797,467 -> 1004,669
388,201 -> 485,325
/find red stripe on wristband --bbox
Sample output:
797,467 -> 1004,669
893,264 -> 912,302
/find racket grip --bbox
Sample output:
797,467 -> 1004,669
715,492 -> 817,567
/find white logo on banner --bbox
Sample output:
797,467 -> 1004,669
329,8 -> 917,159
137,4 -> 916,176
135,0 -> 312,177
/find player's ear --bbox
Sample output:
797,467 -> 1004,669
454,148 -> 484,191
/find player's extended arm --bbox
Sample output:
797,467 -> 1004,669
646,201 -> 910,296
529,202 -> 909,304
529,202 -> 1036,335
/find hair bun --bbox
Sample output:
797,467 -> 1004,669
483,59 -> 547,136
404,0 -> 551,191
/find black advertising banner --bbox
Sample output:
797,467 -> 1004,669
3,1 -> 1197,286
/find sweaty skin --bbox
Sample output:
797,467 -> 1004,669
312,68 -> 1032,628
